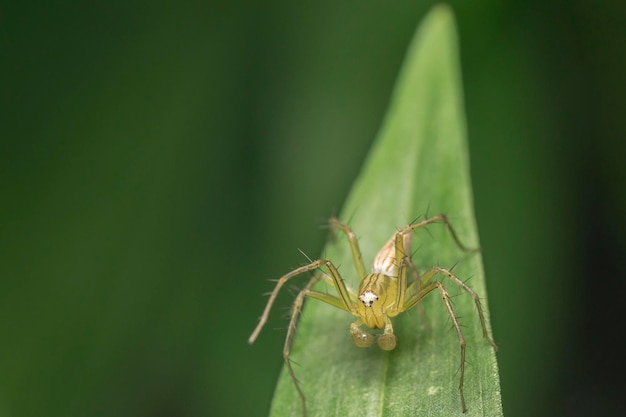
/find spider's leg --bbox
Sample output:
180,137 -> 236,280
402,279 -> 468,412
434,280 -> 468,413
398,214 -> 480,253
249,260 -> 326,344
430,267 -> 498,350
404,254 -> 430,330
401,267 -> 497,413
249,259 -> 357,344
282,274 -> 328,417
329,217 -> 367,279
283,264 -> 358,417
391,214 -> 477,327
403,267 -> 496,349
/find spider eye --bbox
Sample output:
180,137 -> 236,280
359,291 -> 379,307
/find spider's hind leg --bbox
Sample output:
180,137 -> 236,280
399,214 -> 480,253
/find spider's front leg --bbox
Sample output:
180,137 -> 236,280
403,266 -> 498,413
249,257 -> 358,417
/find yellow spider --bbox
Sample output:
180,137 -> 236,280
249,214 -> 497,416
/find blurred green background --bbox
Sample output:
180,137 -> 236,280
2,1 -> 625,417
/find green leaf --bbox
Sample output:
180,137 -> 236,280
268,5 -> 503,417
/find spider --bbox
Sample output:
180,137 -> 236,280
248,214 -> 497,416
